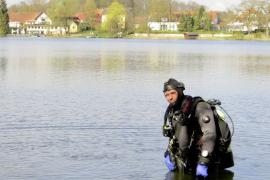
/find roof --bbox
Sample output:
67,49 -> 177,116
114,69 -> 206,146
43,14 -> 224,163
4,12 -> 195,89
74,9 -> 103,21
9,12 -> 43,23
134,16 -> 147,24
75,12 -> 87,21
209,11 -> 219,19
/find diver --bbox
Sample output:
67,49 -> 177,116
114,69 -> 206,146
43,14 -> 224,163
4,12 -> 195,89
162,78 -> 234,179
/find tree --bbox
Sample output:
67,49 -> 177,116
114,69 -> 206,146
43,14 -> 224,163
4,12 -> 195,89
82,0 -> 97,30
47,0 -> 80,28
9,2 -> 31,12
192,6 -> 212,31
179,14 -> 194,32
0,0 -> 9,36
133,0 -> 147,16
255,0 -> 270,37
178,4 -> 211,32
95,0 -> 112,8
202,14 -> 212,31
193,6 -> 204,30
219,10 -> 238,31
178,15 -> 186,31
28,0 -> 48,12
102,0 -> 127,34
148,0 -> 171,21
8,0 -> 48,12
238,0 -> 259,34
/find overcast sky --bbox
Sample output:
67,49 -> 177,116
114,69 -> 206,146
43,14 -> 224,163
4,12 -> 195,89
6,0 -> 242,11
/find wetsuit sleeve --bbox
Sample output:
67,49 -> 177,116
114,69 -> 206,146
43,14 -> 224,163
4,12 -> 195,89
164,106 -> 170,126
195,102 -> 216,164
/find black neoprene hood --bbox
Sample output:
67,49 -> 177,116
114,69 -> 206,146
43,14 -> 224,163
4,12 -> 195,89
163,78 -> 185,92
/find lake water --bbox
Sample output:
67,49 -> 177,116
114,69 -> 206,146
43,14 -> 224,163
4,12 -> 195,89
0,37 -> 270,180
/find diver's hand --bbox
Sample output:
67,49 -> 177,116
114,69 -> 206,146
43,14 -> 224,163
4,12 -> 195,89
196,163 -> 208,177
164,152 -> 176,171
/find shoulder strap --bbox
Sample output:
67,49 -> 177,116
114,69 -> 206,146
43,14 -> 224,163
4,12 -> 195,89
181,95 -> 193,114
190,96 -> 204,117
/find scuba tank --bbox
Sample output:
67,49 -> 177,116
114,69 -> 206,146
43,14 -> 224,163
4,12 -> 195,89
207,99 -> 234,169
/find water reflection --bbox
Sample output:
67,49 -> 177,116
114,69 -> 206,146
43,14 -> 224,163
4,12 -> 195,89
165,170 -> 234,180
0,58 -> 7,79
1,38 -> 270,78
0,38 -> 270,180
100,51 -> 125,72
239,57 -> 270,76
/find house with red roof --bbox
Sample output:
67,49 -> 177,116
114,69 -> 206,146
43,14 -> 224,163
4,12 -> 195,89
74,9 -> 102,31
74,12 -> 87,23
9,12 -> 67,35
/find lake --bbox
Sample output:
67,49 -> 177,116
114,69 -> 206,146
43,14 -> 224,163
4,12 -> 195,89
0,37 -> 270,180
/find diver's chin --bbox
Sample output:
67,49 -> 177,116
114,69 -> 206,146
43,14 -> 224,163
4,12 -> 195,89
169,101 -> 176,106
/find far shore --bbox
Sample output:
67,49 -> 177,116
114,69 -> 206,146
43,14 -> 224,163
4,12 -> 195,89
5,32 -> 270,41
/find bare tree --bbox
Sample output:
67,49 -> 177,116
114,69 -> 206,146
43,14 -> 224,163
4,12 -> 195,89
255,0 -> 270,37
238,0 -> 259,34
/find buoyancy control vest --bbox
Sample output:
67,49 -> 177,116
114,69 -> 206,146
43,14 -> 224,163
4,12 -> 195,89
164,96 -> 234,169
192,97 -> 234,169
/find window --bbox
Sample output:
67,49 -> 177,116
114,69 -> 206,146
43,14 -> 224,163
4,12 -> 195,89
161,24 -> 168,31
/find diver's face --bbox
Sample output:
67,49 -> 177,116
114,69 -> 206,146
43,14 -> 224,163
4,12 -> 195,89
164,89 -> 178,105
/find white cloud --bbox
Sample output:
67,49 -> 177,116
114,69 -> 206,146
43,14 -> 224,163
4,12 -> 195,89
177,0 -> 242,11
7,0 -> 24,7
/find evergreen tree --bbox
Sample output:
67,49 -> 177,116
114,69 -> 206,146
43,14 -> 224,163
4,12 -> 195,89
178,15 -> 186,32
202,15 -> 212,31
179,14 -> 194,32
186,15 -> 194,32
193,6 -> 205,30
0,0 -> 9,36
193,17 -> 201,30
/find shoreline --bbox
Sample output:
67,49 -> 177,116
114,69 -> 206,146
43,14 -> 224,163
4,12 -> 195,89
126,33 -> 270,41
5,32 -> 270,41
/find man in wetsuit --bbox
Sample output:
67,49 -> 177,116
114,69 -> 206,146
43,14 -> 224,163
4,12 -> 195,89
162,78 -> 216,178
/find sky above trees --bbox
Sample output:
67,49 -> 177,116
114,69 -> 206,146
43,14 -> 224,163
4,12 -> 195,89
7,0 -> 242,11
180,0 -> 242,10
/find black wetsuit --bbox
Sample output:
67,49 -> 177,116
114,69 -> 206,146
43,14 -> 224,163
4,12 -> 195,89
164,95 -> 216,167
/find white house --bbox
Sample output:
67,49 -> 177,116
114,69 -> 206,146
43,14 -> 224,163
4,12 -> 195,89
148,22 -> 179,31
9,12 -> 66,35
227,21 -> 258,32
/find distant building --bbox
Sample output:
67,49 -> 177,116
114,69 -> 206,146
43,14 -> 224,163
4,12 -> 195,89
148,21 -> 179,31
67,17 -> 80,33
226,8 -> 259,32
9,12 -> 51,35
9,12 -> 66,35
75,10 -> 102,24
209,11 -> 221,30
134,16 -> 147,30
227,21 -> 258,32
74,12 -> 87,23
74,10 -> 102,31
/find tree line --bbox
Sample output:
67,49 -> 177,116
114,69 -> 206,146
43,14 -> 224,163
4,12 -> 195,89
6,0 -> 216,34
0,0 -> 9,36
2,0 -> 270,36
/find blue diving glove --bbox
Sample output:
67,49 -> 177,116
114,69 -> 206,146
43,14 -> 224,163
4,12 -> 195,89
196,164 -> 208,177
164,152 -> 176,171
